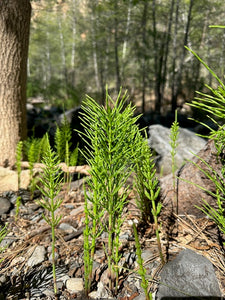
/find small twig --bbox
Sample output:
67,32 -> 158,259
20,161 -> 90,175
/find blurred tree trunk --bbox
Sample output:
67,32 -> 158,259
171,0 -> 180,113
58,13 -> 68,96
141,1 -> 148,113
171,0 -> 194,113
152,0 -> 164,115
70,0 -> 77,87
161,0 -> 175,101
0,0 -> 31,167
152,0 -> 160,114
122,0 -> 131,75
114,0 -> 121,93
90,2 -> 100,91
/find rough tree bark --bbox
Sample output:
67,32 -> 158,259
0,0 -> 31,167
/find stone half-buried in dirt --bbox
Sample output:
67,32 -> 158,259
156,248 -> 222,300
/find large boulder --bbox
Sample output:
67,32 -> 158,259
148,124 -> 206,175
156,249 -> 221,299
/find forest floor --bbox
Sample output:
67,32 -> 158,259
0,173 -> 225,300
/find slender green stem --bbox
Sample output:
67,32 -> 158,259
170,109 -> 179,215
133,223 -> 152,300
51,216 -> 57,294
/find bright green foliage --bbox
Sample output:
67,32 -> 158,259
190,154 -> 225,237
132,130 -> 164,263
23,134 -> 51,198
186,42 -> 225,240
0,224 -> 8,259
133,223 -> 152,300
134,137 -> 164,264
36,136 -> 63,295
79,88 -> 142,295
55,115 -> 72,163
80,87 -> 163,295
134,131 -> 159,224
27,138 -> 41,198
38,133 -> 50,162
55,115 -> 75,184
69,143 -> 79,166
170,110 -> 179,174
169,110 -> 179,214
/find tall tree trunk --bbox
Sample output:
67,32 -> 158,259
58,13 -> 68,95
0,0 -> 31,167
90,5 -> 100,91
46,30 -> 52,87
161,0 -> 175,100
70,0 -> 77,87
122,0 -> 131,65
171,0 -> 180,112
171,0 -> 194,113
114,0 -> 121,93
141,1 -> 148,113
152,0 -> 162,115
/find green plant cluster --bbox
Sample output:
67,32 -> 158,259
36,135 -> 63,295
79,88 -> 163,296
16,117 -> 80,198
185,33 -> 225,242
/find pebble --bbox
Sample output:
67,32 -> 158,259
0,274 -> 7,284
70,206 -> 84,216
49,251 -> 59,262
0,233 -> 15,249
66,278 -> 84,293
27,245 -> 46,267
0,197 -> 11,215
59,222 -> 77,233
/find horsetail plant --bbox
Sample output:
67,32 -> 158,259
0,224 -> 8,262
134,134 -> 165,264
133,223 -> 152,300
36,136 -> 63,295
27,138 -> 41,199
55,115 -> 73,184
79,87 -> 143,295
185,38 -> 225,241
169,110 -> 179,215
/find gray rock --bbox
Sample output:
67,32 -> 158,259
148,125 -> 206,175
59,222 -> 77,233
156,249 -> 221,299
0,197 -> 11,214
27,245 -> 46,267
0,235 -> 14,248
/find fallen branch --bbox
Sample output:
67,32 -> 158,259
20,161 -> 90,176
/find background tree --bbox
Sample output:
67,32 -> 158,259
0,0 -> 31,166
